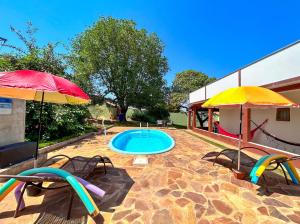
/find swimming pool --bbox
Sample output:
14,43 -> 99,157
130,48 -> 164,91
109,129 -> 175,155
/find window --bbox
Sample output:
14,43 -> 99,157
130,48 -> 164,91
276,108 -> 290,121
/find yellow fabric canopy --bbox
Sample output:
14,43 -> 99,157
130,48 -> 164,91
202,86 -> 299,108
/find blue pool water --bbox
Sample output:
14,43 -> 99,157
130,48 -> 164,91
109,129 -> 175,154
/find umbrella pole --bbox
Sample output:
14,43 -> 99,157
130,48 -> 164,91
34,91 -> 45,168
237,105 -> 242,171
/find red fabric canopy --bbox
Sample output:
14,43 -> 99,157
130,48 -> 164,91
0,70 -> 90,104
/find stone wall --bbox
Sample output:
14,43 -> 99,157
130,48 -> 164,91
0,99 -> 26,146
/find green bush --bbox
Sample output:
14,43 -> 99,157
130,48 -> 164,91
130,106 -> 169,123
131,110 -> 155,123
26,102 -> 92,141
147,105 -> 169,120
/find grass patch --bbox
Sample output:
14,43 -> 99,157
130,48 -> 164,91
184,130 -> 228,150
38,126 -> 98,148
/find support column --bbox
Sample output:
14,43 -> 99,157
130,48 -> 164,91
242,108 -> 251,143
208,108 -> 213,132
188,110 -> 191,129
192,107 -> 197,128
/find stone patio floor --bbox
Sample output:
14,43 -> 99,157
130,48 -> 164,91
1,126 -> 300,224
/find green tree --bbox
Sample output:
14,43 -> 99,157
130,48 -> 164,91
0,23 -> 92,141
70,17 -> 169,120
169,70 -> 216,111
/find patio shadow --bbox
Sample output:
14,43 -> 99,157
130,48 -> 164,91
202,152 -> 300,197
0,167 -> 134,224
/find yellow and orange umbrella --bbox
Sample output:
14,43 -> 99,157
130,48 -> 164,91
202,86 -> 298,108
202,86 -> 298,171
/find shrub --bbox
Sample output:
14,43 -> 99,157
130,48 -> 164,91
147,105 -> 170,120
25,102 -> 92,141
130,106 -> 169,123
131,110 -> 155,123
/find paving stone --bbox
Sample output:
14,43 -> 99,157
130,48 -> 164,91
212,184 -> 219,192
168,178 -> 174,185
160,198 -> 174,207
112,210 -> 132,221
269,206 -> 290,222
242,192 -> 261,204
171,206 -> 185,223
241,209 -> 258,224
168,170 -> 182,179
230,176 -> 255,190
287,214 -> 300,223
196,168 -> 208,174
155,188 -> 171,197
115,221 -> 126,224
171,190 -> 182,197
152,202 -> 160,210
125,212 -> 141,222
165,161 -> 175,167
186,203 -> 197,223
183,192 -> 207,204
140,179 -> 150,188
211,217 -> 239,224
176,179 -> 188,189
132,220 -> 143,224
194,204 -> 206,219
257,206 -> 269,216
175,198 -> 190,207
220,182 -> 239,194
190,181 -> 203,192
124,197 -> 135,208
169,183 -> 180,190
135,200 -> 149,210
206,200 -> 217,216
263,198 -> 291,208
197,219 -> 210,224
233,211 -> 243,222
151,209 -> 174,224
212,199 -> 233,215
209,171 -> 218,177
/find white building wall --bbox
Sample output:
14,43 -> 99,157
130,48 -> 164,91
206,72 -> 239,99
241,43 -> 300,86
219,108 -> 240,134
189,87 -> 206,104
189,41 -> 300,104
0,99 -> 26,146
219,90 -> 300,154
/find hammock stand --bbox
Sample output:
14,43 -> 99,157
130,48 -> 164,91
214,119 -> 268,140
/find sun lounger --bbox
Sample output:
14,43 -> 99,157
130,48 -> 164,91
202,147 -> 300,184
0,167 -> 105,221
0,154 -> 113,219
202,146 -> 269,167
156,120 -> 164,127
250,154 -> 300,185
202,147 -> 293,184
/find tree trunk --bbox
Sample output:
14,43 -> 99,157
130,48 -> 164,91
196,110 -> 208,128
120,106 -> 128,122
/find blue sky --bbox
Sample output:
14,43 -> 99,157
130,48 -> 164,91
0,0 -> 299,85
